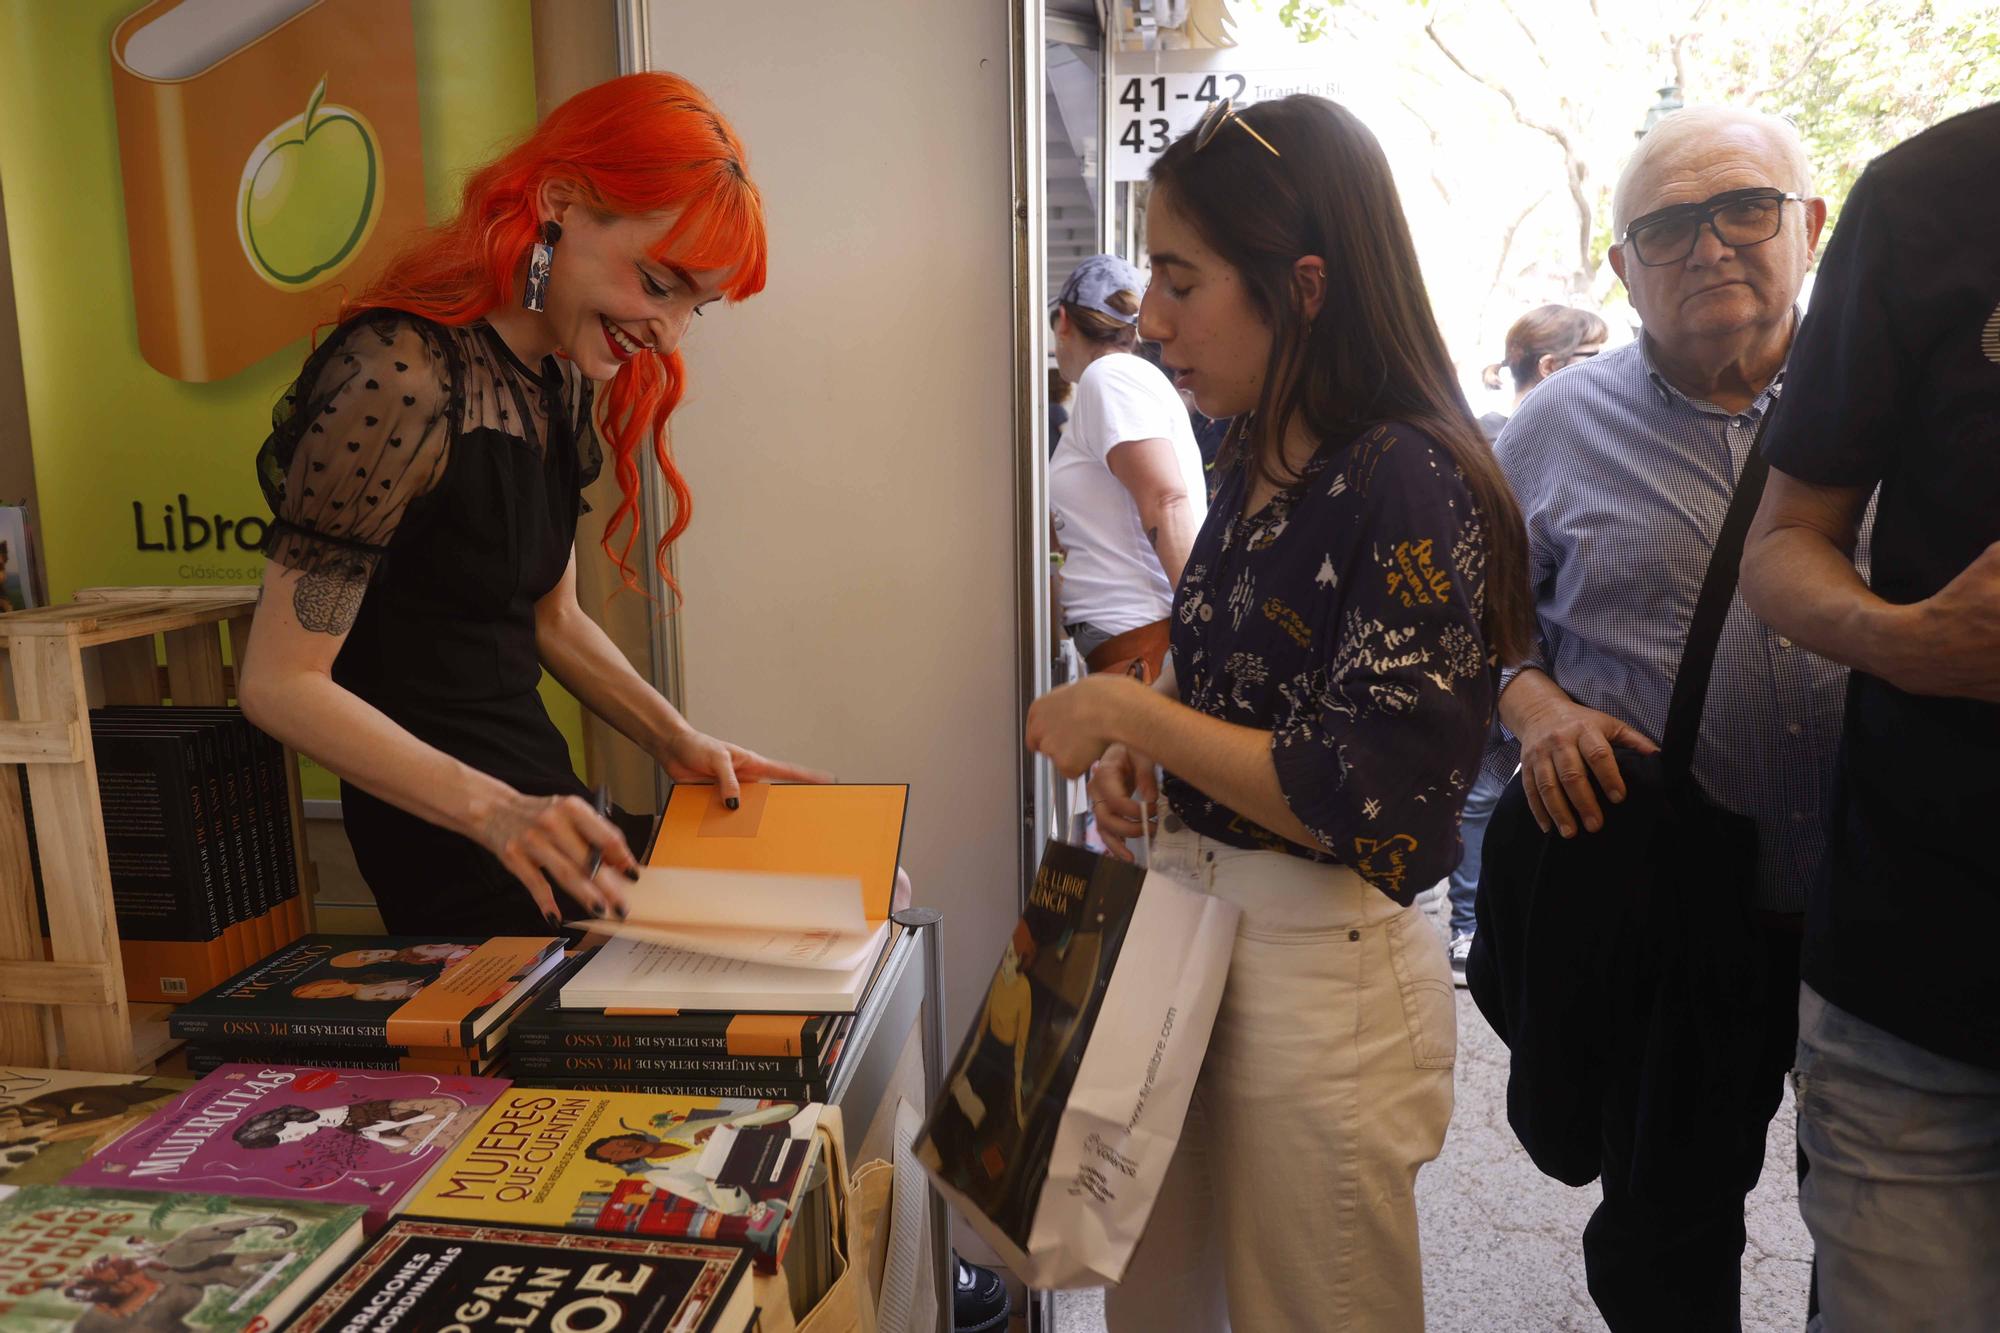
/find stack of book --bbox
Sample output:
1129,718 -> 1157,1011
507,954 -> 854,1100
21,705 -> 307,1003
166,934 -> 563,1078
506,782 -> 905,1103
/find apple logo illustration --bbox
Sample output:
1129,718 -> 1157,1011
238,77 -> 383,290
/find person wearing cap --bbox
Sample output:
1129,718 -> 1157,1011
1049,253 -> 1209,685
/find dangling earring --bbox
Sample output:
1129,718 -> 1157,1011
522,220 -> 561,313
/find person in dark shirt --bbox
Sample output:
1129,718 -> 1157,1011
1741,103 -> 2000,1329
1026,94 -> 1533,1330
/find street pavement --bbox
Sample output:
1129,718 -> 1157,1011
1051,910 -> 1813,1332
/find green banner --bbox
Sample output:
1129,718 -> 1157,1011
0,0 -> 587,798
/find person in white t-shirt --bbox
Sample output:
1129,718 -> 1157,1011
1049,253 -> 1208,683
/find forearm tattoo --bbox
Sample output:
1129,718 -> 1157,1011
293,569 -> 367,634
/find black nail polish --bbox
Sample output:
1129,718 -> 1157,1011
725,796 -> 740,810
616,905 -> 629,921
543,911 -> 560,928
593,902 -> 609,918
624,867 -> 640,882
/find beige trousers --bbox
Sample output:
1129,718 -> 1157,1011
1104,824 -> 1456,1333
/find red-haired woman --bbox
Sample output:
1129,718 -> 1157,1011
240,73 -> 823,935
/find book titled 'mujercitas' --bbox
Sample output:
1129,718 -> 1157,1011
403,1089 -> 824,1270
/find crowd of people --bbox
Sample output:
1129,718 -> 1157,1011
237,55 -> 1992,1331
1029,95 -> 1997,1332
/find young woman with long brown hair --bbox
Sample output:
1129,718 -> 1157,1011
240,73 -> 823,935
1026,95 -> 1533,1328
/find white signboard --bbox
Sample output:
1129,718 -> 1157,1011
1111,68 -> 1342,180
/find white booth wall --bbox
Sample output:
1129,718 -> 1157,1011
638,4 -> 1026,1035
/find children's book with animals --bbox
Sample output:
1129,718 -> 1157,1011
0,1184 -> 364,1331
65,1065 -> 508,1230
168,935 -> 562,1050
286,1219 -> 756,1333
403,1088 -> 824,1270
0,1068 -> 191,1189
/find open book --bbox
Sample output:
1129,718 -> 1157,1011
566,782 -> 908,1012
574,867 -> 887,973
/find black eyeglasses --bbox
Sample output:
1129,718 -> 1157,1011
1192,97 -> 1281,158
1621,188 -> 1805,267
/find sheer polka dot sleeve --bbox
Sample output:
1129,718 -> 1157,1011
255,313 -> 456,583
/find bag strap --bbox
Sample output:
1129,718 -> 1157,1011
1659,402 -> 1777,777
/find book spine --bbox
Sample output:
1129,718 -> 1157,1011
508,1020 -> 827,1063
506,1076 -> 827,1100
165,1014 -> 390,1045
509,1049 -> 814,1078
205,725 -> 255,973
249,725 -> 303,943
221,719 -> 277,960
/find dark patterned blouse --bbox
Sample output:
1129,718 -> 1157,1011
1163,421 -> 1498,905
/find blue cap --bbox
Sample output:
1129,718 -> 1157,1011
1053,253 -> 1146,326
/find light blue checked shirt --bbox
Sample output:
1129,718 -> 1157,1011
1491,337 -> 1867,912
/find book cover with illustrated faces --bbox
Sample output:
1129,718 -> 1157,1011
109,0 -> 427,382
65,1065 -> 508,1230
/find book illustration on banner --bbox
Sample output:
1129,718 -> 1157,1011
918,841 -> 1147,1246
562,781 -> 908,1013
0,1184 -> 365,1331
405,1090 -> 824,1270
286,1219 -> 756,1333
0,1068 -> 191,1190
110,0 -> 428,382
64,1065 -> 509,1230
168,935 -> 561,1050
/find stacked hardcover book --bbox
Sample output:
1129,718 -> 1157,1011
507,953 -> 855,1100
20,706 -> 308,1003
166,934 -> 563,1078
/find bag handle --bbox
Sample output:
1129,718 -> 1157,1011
1659,403 -> 1777,778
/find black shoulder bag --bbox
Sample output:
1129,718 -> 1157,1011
1466,416 -> 1772,1190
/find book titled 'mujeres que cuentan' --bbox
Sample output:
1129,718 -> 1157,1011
167,935 -> 562,1051
65,1065 -> 508,1229
404,1090 -> 824,1270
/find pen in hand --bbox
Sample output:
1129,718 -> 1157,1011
584,783 -> 611,913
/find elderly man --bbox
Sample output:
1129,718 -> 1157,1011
1740,104 -> 2000,1330
1491,106 -> 1850,1329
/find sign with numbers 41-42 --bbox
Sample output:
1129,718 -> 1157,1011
1110,69 -> 1341,181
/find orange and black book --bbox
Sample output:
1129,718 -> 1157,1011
86,723 -> 234,1002
169,935 -> 564,1051
510,954 -> 844,1063
92,711 -> 252,977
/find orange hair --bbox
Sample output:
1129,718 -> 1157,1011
341,72 -> 767,600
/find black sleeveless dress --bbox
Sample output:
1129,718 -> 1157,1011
257,311 -> 632,934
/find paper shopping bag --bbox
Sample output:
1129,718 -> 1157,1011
917,839 -> 1238,1289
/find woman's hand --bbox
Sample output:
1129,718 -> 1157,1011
658,726 -> 832,804
477,790 -> 638,925
1025,674 -> 1146,779
1087,742 -> 1162,862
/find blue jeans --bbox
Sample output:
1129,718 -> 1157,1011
1795,984 -> 2000,1331
1446,763 -> 1507,937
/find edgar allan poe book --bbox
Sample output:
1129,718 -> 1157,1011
65,1066 -> 509,1232
404,1090 -> 824,1271
286,1219 -> 755,1333
0,1184 -> 365,1331
168,935 -> 562,1050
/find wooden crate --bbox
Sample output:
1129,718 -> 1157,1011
0,587 -> 316,1071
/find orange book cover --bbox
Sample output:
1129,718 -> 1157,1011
648,782 -> 909,922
